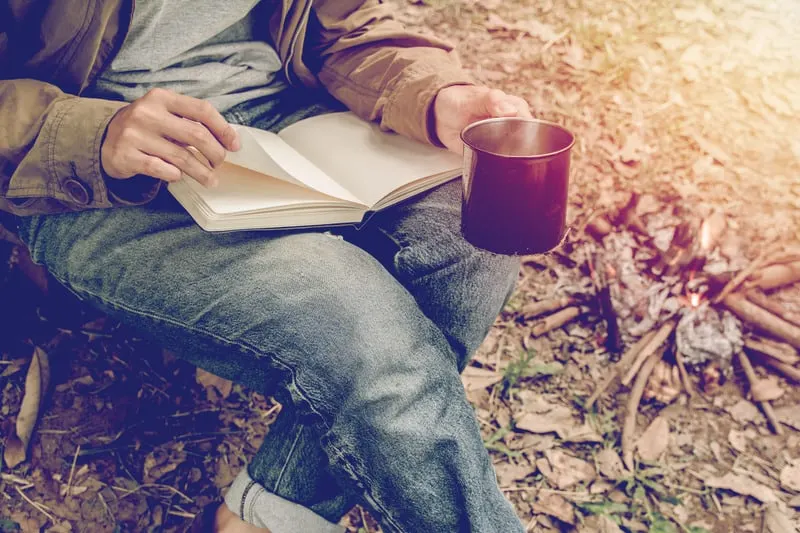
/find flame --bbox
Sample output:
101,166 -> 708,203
690,292 -> 701,308
700,219 -> 712,250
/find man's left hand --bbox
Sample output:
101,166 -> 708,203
432,85 -> 532,154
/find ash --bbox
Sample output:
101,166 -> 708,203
676,304 -> 743,368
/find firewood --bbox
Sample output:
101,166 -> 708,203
744,338 -> 800,365
621,320 -> 676,387
623,346 -> 665,470
752,354 -> 800,383
736,351 -> 784,435
584,329 -> 658,410
699,211 -> 727,251
674,351 -> 696,398
520,296 -> 575,320
722,293 -> 800,349
745,290 -> 800,328
745,261 -> 800,291
713,243 -> 784,304
531,306 -> 582,337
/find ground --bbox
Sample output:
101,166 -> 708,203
1,0 -> 799,531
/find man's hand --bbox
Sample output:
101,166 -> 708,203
432,85 -> 532,154
101,88 -> 241,188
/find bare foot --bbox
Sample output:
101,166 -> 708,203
214,503 -> 272,533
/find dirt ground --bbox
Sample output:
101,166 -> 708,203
1,0 -> 799,532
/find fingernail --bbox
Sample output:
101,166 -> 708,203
231,135 -> 241,151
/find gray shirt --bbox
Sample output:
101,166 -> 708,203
90,0 -> 286,112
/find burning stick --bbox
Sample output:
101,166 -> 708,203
744,338 -> 800,365
592,254 -> 622,353
622,346 -> 665,470
531,306 -> 582,337
745,290 -> 800,329
722,293 -> 800,349
621,320 -> 677,387
745,261 -> 800,291
585,329 -> 658,410
736,351 -> 784,435
521,296 -> 575,320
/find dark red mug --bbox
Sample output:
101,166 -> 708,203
460,117 -> 575,255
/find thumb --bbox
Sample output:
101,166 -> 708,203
484,89 -> 517,116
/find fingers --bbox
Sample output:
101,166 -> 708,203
137,153 -> 182,183
162,91 -> 240,151
141,136 -> 219,187
160,114 -> 227,169
485,89 -> 532,118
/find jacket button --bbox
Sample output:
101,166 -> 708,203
63,178 -> 91,205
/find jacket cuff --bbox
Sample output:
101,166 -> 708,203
383,65 -> 475,146
105,174 -> 163,205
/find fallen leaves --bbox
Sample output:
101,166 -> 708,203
595,448 -> 628,481
635,416 -> 670,463
485,13 -> 559,42
196,368 -> 233,399
537,449 -> 597,490
761,503 -> 795,533
532,493 -> 575,525
514,401 -> 602,443
779,461 -> 800,493
705,471 -> 778,503
461,365 -> 503,393
3,347 -> 50,469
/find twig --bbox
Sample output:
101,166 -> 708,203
744,261 -> 800,291
15,486 -> 56,522
753,354 -> 800,383
623,347 -> 665,470
674,351 -> 695,398
736,352 -> 783,436
585,329 -> 658,410
531,306 -> 582,337
723,293 -> 800,348
65,444 -> 81,498
744,338 -> 800,365
359,505 -> 372,533
713,244 -> 783,304
745,291 -> 800,328
520,296 -> 575,320
621,320 -> 676,387
113,483 -> 193,503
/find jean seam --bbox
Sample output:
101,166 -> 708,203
272,423 -> 304,494
47,271 -> 408,533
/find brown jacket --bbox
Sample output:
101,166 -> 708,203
0,0 -> 473,217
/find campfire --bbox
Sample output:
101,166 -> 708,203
519,192 -> 800,469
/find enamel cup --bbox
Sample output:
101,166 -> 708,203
460,117 -> 575,255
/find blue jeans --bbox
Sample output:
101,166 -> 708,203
16,90 -> 524,533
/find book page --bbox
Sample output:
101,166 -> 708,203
232,125 -> 361,204
172,162 -> 354,215
277,112 -> 462,207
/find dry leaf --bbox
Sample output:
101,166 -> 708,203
750,378 -> 785,403
705,472 -> 778,503
618,133 -> 648,164
532,493 -> 575,525
515,405 -> 602,443
494,461 -> 533,486
596,448 -> 628,480
727,399 -> 763,425
461,366 -> 503,392
789,495 -> 800,508
563,41 -> 585,70
656,36 -> 689,51
691,134 -> 731,165
537,449 -> 596,489
0,359 -> 26,378
577,515 -> 624,533
728,429 -> 748,453
636,416 -> 669,463
196,368 -> 233,399
775,404 -> 800,431
779,462 -> 800,492
485,13 -> 558,42
143,443 -> 187,484
3,347 -> 50,469
762,503 -> 795,533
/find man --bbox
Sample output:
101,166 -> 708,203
0,1 -> 532,531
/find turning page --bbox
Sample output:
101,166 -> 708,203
276,112 -> 462,207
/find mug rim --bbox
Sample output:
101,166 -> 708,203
460,116 -> 576,160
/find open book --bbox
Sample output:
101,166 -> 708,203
168,111 -> 463,232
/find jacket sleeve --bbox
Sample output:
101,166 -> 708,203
305,0 -> 476,146
0,79 -> 161,216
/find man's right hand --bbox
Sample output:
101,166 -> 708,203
100,88 -> 241,188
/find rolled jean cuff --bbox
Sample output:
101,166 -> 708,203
224,469 -> 346,533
